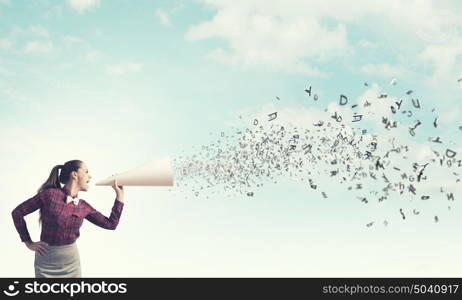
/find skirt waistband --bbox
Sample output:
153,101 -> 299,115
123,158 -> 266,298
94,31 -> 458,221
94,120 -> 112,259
43,241 -> 76,249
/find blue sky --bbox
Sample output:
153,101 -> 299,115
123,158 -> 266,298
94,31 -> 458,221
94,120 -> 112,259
2,0 -> 462,276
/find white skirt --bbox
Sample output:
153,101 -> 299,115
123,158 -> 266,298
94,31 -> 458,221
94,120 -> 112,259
34,242 -> 81,278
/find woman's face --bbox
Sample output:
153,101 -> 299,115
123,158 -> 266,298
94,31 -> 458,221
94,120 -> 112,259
73,163 -> 92,192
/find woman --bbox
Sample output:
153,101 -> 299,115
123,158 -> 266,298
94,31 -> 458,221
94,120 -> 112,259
11,160 -> 125,278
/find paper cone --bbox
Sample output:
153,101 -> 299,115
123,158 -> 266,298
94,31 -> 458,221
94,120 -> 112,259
95,157 -> 173,186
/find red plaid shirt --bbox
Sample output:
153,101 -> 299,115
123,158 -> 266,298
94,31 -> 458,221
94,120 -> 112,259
12,187 -> 124,246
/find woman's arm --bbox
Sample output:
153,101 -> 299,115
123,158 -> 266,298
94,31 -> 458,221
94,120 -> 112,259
11,191 -> 44,244
113,179 -> 124,203
83,179 -> 124,230
84,200 -> 124,230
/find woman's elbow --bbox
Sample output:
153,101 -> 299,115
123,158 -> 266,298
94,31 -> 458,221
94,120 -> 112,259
106,222 -> 119,230
11,208 -> 21,220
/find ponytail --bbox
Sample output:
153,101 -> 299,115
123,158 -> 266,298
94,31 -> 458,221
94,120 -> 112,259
37,165 -> 63,194
37,160 -> 82,226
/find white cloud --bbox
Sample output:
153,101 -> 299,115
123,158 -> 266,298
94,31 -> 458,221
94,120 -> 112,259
94,29 -> 103,38
187,4 -> 348,76
155,8 -> 172,27
414,8 -> 461,45
23,40 -> 54,54
1,89 -> 34,103
42,4 -> 64,19
361,63 -> 411,79
229,83 -> 399,135
62,35 -> 83,47
105,62 -> 143,76
0,0 -> 10,5
357,39 -> 377,48
387,5 -> 462,85
29,25 -> 50,38
207,47 -> 327,76
226,83 -> 462,218
187,0 -> 462,80
68,0 -> 100,13
0,38 -> 11,50
84,50 -> 101,63
418,40 -> 462,85
0,64 -> 7,75
356,83 -> 388,117
1,26 -> 54,54
439,107 -> 461,125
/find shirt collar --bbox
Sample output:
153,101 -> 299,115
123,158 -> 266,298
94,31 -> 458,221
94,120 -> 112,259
61,187 -> 78,199
61,187 -> 80,205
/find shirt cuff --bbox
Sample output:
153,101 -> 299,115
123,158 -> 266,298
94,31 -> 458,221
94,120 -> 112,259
21,235 -> 32,244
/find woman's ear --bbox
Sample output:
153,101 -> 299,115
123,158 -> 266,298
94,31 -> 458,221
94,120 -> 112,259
71,171 -> 78,180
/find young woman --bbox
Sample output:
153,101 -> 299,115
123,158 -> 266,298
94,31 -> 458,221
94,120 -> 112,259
11,160 -> 125,278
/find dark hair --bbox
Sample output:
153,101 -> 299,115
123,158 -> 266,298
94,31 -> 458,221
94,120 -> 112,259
37,160 -> 83,226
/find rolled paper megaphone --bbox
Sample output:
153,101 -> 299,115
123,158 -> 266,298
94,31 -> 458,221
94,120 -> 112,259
95,157 -> 173,186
